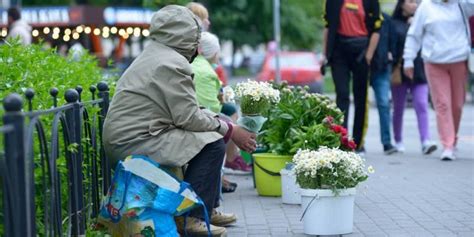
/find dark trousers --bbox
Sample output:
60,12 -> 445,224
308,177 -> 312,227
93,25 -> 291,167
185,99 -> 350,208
330,36 -> 370,149
184,139 -> 226,219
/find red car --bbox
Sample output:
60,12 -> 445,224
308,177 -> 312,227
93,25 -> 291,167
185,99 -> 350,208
257,52 -> 324,93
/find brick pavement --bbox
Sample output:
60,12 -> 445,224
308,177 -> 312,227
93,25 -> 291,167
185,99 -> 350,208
221,105 -> 474,237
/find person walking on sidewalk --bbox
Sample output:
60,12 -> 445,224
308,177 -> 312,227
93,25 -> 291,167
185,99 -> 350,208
391,0 -> 438,155
370,12 -> 398,155
103,6 -> 256,236
403,0 -> 474,160
322,0 -> 384,155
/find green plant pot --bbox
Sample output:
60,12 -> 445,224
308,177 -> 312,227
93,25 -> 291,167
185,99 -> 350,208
253,153 -> 293,197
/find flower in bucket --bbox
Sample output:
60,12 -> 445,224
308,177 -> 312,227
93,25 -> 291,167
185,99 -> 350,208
293,147 -> 371,193
235,79 -> 280,133
323,116 -> 357,151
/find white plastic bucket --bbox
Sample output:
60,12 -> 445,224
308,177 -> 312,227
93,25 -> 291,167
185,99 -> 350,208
300,188 -> 356,235
280,169 -> 301,205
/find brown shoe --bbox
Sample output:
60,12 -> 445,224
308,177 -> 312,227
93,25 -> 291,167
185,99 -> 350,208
210,209 -> 237,227
179,216 -> 227,236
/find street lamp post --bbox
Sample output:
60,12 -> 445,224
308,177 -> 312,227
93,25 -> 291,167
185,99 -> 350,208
273,0 -> 281,84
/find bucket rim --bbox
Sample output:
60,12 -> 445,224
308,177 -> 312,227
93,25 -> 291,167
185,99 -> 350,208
300,187 -> 356,197
252,153 -> 293,159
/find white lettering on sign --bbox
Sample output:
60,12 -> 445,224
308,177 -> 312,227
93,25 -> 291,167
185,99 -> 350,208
23,8 -> 70,25
104,7 -> 154,25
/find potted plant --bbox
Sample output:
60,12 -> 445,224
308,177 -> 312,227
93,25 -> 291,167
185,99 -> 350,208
293,147 -> 374,235
254,83 -> 344,197
234,79 -> 280,133
261,83 -> 344,156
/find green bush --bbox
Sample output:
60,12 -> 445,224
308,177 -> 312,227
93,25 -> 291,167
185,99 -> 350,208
0,40 -> 116,235
0,40 -> 115,108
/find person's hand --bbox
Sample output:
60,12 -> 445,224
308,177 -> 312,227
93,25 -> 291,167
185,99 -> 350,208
365,51 -> 374,65
231,125 -> 257,153
319,54 -> 327,66
404,67 -> 414,80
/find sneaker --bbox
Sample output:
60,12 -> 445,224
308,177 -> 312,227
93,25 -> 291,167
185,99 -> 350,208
355,147 -> 366,156
383,144 -> 398,155
422,141 -> 438,155
440,149 -> 456,161
395,142 -> 405,153
180,216 -> 227,236
211,209 -> 237,227
224,156 -> 252,175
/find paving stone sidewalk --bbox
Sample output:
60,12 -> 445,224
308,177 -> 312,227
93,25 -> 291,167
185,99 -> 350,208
221,105 -> 474,237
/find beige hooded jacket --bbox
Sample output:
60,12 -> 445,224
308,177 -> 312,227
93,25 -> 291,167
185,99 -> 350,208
103,5 -> 229,167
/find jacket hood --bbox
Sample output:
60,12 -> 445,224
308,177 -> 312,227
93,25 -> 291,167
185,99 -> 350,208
11,20 -> 32,31
149,5 -> 202,61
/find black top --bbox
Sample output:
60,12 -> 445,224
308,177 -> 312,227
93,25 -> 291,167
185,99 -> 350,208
371,13 -> 397,72
323,0 -> 384,63
392,17 -> 427,84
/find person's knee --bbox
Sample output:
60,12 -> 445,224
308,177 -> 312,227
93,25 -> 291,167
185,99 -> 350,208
205,139 -> 226,161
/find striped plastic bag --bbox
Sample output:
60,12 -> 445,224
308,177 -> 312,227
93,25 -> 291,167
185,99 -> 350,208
98,155 -> 210,237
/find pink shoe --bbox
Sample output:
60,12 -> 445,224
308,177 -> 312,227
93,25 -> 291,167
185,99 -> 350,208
224,156 -> 252,175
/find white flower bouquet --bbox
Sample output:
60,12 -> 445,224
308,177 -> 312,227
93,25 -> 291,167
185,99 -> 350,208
235,80 -> 280,133
293,147 -> 373,193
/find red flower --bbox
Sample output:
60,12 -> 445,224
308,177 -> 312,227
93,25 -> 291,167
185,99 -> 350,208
331,124 -> 347,137
341,136 -> 357,151
348,140 -> 357,150
339,126 -> 348,136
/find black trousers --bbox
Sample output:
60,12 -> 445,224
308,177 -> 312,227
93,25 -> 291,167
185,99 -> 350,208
184,139 -> 226,219
330,36 -> 369,149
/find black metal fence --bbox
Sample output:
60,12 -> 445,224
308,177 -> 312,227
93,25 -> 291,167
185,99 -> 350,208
0,82 -> 111,236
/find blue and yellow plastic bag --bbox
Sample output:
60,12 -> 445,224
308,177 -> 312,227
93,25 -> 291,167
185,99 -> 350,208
98,155 -> 209,237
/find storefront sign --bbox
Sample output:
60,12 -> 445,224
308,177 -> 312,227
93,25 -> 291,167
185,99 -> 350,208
103,7 -> 154,25
0,7 -> 70,26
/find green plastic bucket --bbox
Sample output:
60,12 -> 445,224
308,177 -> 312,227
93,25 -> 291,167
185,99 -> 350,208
253,153 -> 293,197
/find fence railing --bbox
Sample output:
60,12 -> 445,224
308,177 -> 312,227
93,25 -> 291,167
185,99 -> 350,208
0,82 -> 111,236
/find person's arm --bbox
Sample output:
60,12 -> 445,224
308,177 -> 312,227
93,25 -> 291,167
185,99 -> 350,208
151,65 -> 257,152
365,0 -> 384,65
365,33 -> 380,65
321,28 -> 328,64
403,2 -> 426,79
388,18 -> 397,64
151,65 -> 229,135
321,0 -> 329,64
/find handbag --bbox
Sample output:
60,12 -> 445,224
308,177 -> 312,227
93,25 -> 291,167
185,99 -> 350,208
391,62 -> 403,86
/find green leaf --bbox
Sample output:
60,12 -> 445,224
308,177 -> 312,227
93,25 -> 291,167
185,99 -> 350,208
279,113 -> 294,120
